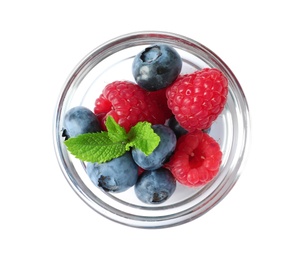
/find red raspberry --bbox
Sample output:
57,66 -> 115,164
166,68 -> 228,132
165,130 -> 222,187
94,81 -> 165,132
147,88 -> 173,122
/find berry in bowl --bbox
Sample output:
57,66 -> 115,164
53,31 -> 250,228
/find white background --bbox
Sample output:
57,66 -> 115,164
1,0 -> 307,259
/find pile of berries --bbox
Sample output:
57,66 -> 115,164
63,43 -> 228,204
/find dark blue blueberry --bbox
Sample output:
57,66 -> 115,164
167,116 -> 211,139
86,152 -> 138,193
132,124 -> 177,170
132,44 -> 182,91
62,106 -> 102,140
166,116 -> 188,138
134,168 -> 176,204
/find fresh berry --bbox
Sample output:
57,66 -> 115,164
132,124 -> 177,170
166,68 -> 228,132
62,106 -> 102,140
86,152 -> 138,193
166,116 -> 188,139
167,116 -> 211,139
94,81 -> 166,132
134,168 -> 176,204
166,130 -> 222,187
132,44 -> 182,91
147,87 -> 173,122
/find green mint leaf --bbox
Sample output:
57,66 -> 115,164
126,121 -> 160,155
105,116 -> 128,143
63,115 -> 161,163
64,132 -> 126,163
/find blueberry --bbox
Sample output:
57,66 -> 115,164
62,106 -> 102,140
132,44 -> 182,91
167,116 -> 211,138
134,168 -> 176,204
132,124 -> 177,170
86,152 -> 138,193
166,116 -> 188,138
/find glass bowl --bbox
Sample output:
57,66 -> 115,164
53,31 -> 250,228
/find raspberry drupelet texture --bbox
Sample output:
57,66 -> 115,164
166,68 -> 228,132
147,87 -> 173,121
166,130 -> 222,187
94,81 -> 166,132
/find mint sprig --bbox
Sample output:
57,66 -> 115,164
64,116 -> 160,163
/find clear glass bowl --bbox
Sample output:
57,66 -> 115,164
53,31 -> 250,228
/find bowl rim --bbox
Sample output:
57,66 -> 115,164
53,30 -> 251,229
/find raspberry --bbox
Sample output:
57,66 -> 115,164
94,81 -> 165,132
166,130 -> 222,187
166,68 -> 228,132
147,88 -> 173,122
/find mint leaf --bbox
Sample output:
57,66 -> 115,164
126,121 -> 160,155
105,116 -> 127,143
64,132 -> 126,163
64,116 -> 161,163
